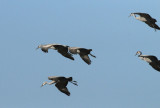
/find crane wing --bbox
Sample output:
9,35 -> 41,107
48,76 -> 60,80
41,48 -> 48,53
133,13 -> 151,18
79,54 -> 91,65
55,82 -> 70,96
133,13 -> 157,23
149,63 -> 160,72
146,56 -> 159,61
53,45 -> 74,60
145,22 -> 160,30
57,49 -> 74,60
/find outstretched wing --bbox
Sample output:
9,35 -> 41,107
133,13 -> 152,18
55,82 -> 70,96
145,22 -> 160,30
79,54 -> 91,65
133,13 -> 157,23
41,48 -> 48,53
54,45 -> 74,60
58,49 -> 74,60
149,62 -> 160,72
48,76 -> 62,80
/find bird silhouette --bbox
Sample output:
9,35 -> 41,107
135,51 -> 160,72
68,47 -> 96,65
41,76 -> 78,96
36,44 -> 74,60
130,12 -> 160,31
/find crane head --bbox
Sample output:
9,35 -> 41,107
36,45 -> 43,50
135,51 -> 142,56
129,13 -> 135,17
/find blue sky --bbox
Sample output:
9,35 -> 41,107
1,0 -> 160,108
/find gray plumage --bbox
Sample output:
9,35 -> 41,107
130,12 -> 160,31
41,76 -> 78,96
68,47 -> 96,65
135,51 -> 160,72
36,44 -> 74,60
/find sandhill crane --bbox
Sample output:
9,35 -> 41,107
41,76 -> 78,96
36,44 -> 74,60
130,12 -> 160,31
68,47 -> 96,65
135,51 -> 160,72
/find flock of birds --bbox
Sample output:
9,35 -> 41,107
36,12 -> 160,96
36,44 -> 96,65
37,44 -> 96,96
130,13 -> 160,71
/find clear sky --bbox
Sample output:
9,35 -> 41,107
1,0 -> 160,108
